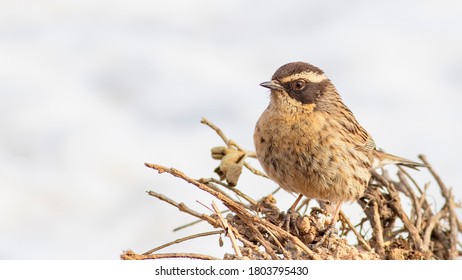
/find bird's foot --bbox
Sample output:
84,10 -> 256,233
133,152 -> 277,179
281,208 -> 301,236
309,221 -> 338,249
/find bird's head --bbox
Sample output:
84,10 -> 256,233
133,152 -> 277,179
260,62 -> 337,111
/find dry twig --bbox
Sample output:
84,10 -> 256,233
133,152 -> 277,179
143,230 -> 223,255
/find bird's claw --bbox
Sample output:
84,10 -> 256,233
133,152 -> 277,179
309,221 -> 338,249
282,209 -> 300,236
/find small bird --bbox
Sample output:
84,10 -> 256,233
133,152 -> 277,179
254,61 -> 423,232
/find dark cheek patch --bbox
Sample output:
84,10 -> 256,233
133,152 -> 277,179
289,83 -> 319,104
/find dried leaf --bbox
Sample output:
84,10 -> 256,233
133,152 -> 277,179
211,146 -> 246,186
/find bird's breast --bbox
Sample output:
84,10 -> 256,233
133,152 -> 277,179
254,107 -> 370,202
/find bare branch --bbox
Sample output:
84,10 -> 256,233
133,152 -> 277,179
122,250 -> 219,260
212,201 -> 242,258
143,230 -> 223,255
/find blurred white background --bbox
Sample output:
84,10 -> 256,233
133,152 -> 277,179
0,0 -> 461,259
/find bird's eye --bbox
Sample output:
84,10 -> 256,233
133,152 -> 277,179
291,79 -> 306,91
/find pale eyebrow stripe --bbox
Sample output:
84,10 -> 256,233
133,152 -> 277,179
279,71 -> 327,83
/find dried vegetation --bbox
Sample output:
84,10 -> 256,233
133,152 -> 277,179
121,118 -> 461,260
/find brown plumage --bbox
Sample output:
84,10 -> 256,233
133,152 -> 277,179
254,61 -> 423,229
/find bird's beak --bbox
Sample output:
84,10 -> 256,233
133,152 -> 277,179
260,80 -> 284,90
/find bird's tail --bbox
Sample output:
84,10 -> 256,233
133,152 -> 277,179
372,150 -> 425,170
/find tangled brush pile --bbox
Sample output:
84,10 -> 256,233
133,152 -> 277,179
121,118 -> 461,260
